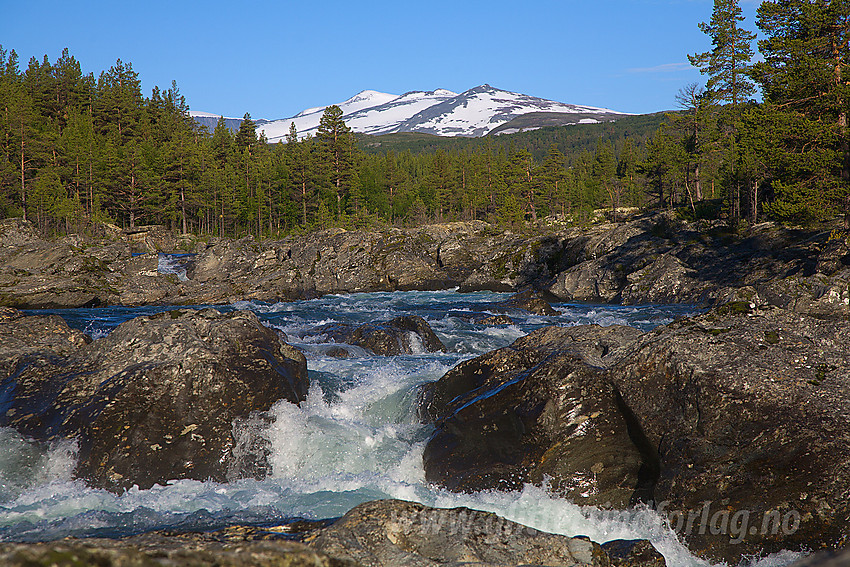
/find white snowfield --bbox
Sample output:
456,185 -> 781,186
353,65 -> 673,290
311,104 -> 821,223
244,84 -> 626,140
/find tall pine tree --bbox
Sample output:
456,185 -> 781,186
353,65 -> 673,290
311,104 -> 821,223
752,0 -> 850,226
688,0 -> 756,106
316,105 -> 357,219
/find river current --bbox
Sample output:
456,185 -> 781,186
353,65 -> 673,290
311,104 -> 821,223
1,288 -> 804,567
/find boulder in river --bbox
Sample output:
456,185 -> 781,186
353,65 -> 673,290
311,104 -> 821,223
312,315 -> 446,356
419,324 -> 646,507
421,304 -> 850,564
0,534 -> 341,567
0,308 -> 308,491
492,289 -> 561,316
0,499 -> 666,567
609,304 -> 850,563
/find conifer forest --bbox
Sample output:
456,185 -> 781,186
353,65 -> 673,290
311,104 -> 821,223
1,0 -> 849,237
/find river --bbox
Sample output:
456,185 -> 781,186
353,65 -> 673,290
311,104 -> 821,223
0,289 -> 803,567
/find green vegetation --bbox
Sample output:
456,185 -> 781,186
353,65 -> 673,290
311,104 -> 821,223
0,0 -> 848,237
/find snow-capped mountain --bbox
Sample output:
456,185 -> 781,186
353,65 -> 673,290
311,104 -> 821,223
194,85 -> 628,140
387,85 -> 624,137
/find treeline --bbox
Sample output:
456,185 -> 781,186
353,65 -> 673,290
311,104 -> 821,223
0,45 -> 652,236
1,0 -> 848,237
644,0 -> 850,228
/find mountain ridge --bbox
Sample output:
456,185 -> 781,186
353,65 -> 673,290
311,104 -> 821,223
190,84 -> 628,140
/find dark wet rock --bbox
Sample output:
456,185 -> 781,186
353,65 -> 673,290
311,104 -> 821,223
0,499 -> 666,567
0,309 -> 308,491
113,252 -> 181,306
549,258 -> 625,303
785,548 -> 850,567
172,224 -> 486,303
458,232 -> 576,293
493,289 -> 561,316
0,217 -> 40,249
0,220 -> 127,308
124,224 -> 177,254
313,316 -> 446,356
2,214 -> 847,311
308,499 -> 638,567
601,540 -> 667,567
476,314 -> 514,326
0,307 -> 90,380
618,253 -> 712,304
420,325 -> 647,507
815,236 -> 850,277
544,213 -> 850,313
326,346 -> 351,358
755,272 -> 850,318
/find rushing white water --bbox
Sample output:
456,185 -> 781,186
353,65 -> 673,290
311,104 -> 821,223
0,290 -> 805,566
157,252 -> 193,282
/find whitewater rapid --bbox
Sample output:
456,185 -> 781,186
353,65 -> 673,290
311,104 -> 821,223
0,290 -> 805,567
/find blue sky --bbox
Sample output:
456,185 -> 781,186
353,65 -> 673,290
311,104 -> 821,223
2,0 -> 761,119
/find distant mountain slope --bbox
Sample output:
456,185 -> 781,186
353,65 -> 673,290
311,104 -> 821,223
487,111 -> 623,136
189,112 -> 271,134
192,85 -> 628,140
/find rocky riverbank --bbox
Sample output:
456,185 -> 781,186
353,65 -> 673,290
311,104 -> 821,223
1,214 -> 847,316
0,499 -> 666,567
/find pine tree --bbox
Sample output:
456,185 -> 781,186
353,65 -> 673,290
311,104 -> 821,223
316,105 -> 357,219
617,139 -> 643,208
688,0 -> 757,106
287,123 -> 314,226
687,0 -> 756,221
536,144 -> 567,217
642,127 -> 676,209
505,148 -> 535,222
235,112 -> 257,150
383,150 -> 407,223
666,83 -> 721,212
428,149 -> 454,221
593,140 -> 618,219
94,60 -> 143,143
751,0 -> 850,227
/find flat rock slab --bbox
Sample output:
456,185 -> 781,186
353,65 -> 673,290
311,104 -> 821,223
308,499 -> 665,567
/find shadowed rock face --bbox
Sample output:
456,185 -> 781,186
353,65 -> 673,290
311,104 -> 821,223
610,305 -> 850,563
492,289 -> 561,316
0,535 -> 344,567
419,325 -> 647,507
420,305 -> 850,564
784,548 -> 850,567
0,308 -> 308,491
0,307 -> 91,378
2,214 -> 847,315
